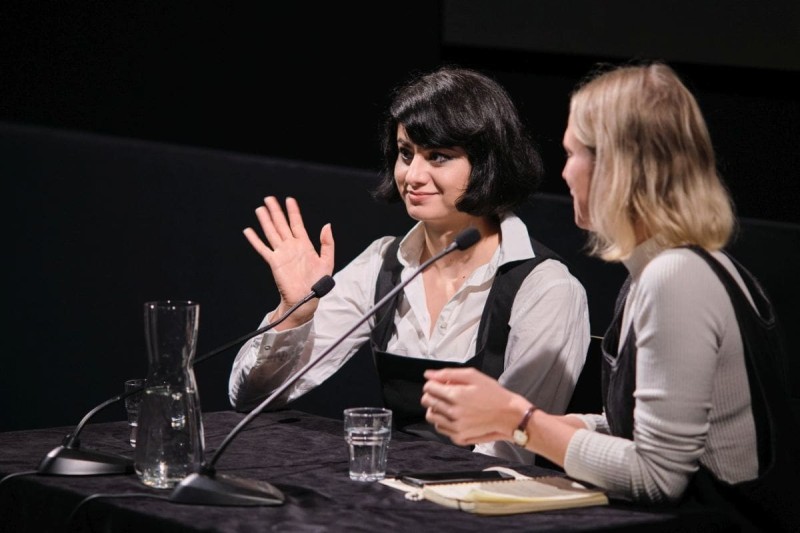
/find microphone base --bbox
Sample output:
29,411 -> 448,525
170,472 -> 285,506
37,445 -> 134,476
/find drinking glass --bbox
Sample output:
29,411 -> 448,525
343,407 -> 392,481
124,378 -> 145,447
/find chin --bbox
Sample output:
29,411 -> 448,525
403,204 -> 426,222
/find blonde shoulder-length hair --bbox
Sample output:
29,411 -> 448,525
569,62 -> 735,261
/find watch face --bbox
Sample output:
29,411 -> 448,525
512,429 -> 528,447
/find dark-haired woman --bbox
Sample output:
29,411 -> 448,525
229,66 -> 589,464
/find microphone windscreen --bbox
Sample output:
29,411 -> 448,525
311,275 -> 336,297
454,228 -> 481,250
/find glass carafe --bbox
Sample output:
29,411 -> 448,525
134,300 -> 205,489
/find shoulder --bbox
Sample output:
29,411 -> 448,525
523,256 -> 576,283
529,258 -> 585,291
514,258 -> 588,312
497,214 -> 570,274
639,247 -> 726,294
633,247 -> 734,326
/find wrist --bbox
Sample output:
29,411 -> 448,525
511,403 -> 537,448
271,303 -> 314,331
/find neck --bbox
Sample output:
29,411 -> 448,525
420,217 -> 500,269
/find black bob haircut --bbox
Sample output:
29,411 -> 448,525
373,66 -> 544,218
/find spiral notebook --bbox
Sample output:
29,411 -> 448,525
381,467 -> 608,516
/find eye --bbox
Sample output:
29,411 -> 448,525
398,147 -> 413,163
429,150 -> 454,164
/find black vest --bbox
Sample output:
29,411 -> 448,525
363,235 -> 562,434
602,246 -> 800,532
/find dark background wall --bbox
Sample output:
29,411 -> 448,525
2,2 -> 798,432
3,2 -> 798,223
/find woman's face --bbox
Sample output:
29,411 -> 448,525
394,124 -> 472,226
562,116 -> 594,230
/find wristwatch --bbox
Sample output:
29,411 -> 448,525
512,405 -> 536,447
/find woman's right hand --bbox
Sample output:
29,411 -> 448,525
243,196 -> 335,329
421,367 -> 525,446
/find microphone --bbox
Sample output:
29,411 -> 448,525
169,227 -> 481,506
36,275 -> 336,477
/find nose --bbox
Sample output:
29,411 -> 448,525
404,154 -> 428,187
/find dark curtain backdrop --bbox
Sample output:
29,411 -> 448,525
2,2 -> 797,223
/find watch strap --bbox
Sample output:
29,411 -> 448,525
512,405 -> 536,447
517,405 -> 536,433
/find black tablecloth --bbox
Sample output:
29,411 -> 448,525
0,410 -> 738,532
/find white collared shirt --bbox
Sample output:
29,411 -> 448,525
230,214 -> 590,463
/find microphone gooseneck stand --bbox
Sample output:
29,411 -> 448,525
36,276 -> 336,477
169,228 -> 481,506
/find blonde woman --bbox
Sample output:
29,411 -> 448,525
422,62 -> 798,531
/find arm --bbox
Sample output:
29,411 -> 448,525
425,250 -> 732,503
565,251 -> 731,503
229,236 -> 396,411
422,366 -> 586,466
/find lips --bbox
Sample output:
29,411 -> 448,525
406,190 -> 434,203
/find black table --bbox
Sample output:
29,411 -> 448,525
0,410 -> 738,532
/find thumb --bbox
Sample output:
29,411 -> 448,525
320,223 -> 335,273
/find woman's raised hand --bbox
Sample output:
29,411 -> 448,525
243,196 -> 335,329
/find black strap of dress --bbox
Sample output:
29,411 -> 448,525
600,275 -> 636,439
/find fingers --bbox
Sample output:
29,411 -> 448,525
255,196 -> 290,246
254,203 -> 280,249
424,401 -> 488,447
319,223 -> 335,272
243,197 -> 334,301
266,196 -> 294,240
422,370 -> 472,400
248,196 -> 320,253
425,399 -> 452,434
424,399 -> 502,447
423,367 -> 478,385
421,390 -> 456,433
285,197 -> 310,241
423,388 -> 458,426
421,371 -> 503,446
242,227 -> 272,260
425,398 -> 450,420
